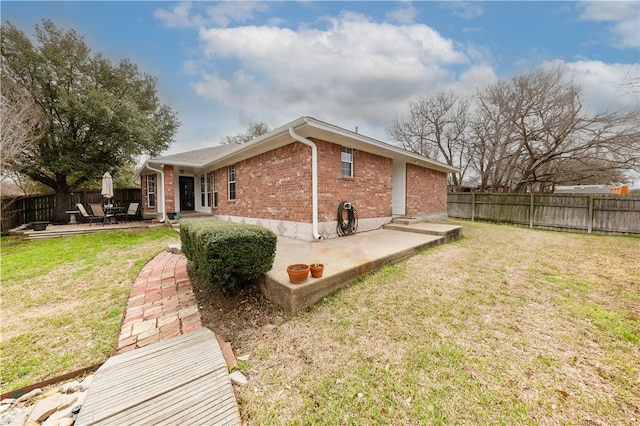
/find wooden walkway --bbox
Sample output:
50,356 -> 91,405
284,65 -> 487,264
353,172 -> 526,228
21,221 -> 158,240
75,328 -> 240,425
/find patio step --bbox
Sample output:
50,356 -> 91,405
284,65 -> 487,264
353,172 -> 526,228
24,227 -> 112,240
383,221 -> 463,243
22,223 -> 160,240
390,217 -> 424,225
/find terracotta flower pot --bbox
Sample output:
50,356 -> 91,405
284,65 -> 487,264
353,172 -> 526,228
287,264 -> 310,284
310,263 -> 324,278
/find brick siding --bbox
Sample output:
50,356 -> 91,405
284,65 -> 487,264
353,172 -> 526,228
213,143 -> 313,222
314,139 -> 393,221
142,138 -> 448,225
405,163 -> 447,215
212,139 -> 394,222
164,165 -> 175,214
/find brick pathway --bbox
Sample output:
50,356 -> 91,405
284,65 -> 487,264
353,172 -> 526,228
115,250 -> 202,354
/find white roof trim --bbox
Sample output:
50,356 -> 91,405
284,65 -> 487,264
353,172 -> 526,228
140,116 -> 459,175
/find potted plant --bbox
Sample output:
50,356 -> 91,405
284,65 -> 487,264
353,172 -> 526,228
310,263 -> 324,278
287,264 -> 310,284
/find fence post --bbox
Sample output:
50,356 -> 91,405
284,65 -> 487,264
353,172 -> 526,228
471,192 -> 476,222
588,195 -> 594,234
529,193 -> 534,229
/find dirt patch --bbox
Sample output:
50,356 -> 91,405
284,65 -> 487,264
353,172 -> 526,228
188,264 -> 288,355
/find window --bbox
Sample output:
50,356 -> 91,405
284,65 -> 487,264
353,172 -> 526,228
147,175 -> 156,208
200,175 -> 210,207
228,165 -> 236,201
212,171 -> 218,207
341,147 -> 353,178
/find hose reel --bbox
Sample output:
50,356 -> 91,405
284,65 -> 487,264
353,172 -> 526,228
336,201 -> 358,236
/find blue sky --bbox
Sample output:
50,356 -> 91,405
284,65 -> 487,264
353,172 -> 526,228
3,1 -> 639,159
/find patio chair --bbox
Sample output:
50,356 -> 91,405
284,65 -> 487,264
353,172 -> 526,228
77,203 -> 98,225
89,203 -> 115,225
117,202 -> 139,222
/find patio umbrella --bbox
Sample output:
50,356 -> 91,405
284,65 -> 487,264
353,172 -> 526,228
101,171 -> 114,204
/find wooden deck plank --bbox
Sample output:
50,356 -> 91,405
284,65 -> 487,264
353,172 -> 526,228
81,359 -> 223,411
105,374 -> 232,424
79,343 -> 228,421
84,330 -> 226,401
76,328 -> 240,426
177,399 -> 241,425
86,348 -> 225,404
105,376 -> 227,425
143,384 -> 234,425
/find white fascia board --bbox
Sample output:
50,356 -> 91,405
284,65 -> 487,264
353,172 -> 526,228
158,116 -> 459,175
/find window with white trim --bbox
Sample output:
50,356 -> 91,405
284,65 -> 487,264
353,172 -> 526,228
228,165 -> 236,201
200,175 -> 210,207
212,171 -> 218,207
147,175 -> 156,208
341,147 -> 353,178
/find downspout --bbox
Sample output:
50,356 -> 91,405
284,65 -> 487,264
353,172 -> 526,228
289,127 -> 322,240
144,161 -> 166,223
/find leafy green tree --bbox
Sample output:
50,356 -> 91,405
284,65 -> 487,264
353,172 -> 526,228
220,121 -> 271,144
1,20 -> 179,222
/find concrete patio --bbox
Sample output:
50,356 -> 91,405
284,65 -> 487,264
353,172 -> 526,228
261,221 -> 462,311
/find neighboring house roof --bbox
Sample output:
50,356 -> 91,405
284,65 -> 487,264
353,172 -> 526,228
554,185 -> 614,194
139,116 -> 459,175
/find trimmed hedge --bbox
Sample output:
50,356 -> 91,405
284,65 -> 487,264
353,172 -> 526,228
180,219 -> 277,289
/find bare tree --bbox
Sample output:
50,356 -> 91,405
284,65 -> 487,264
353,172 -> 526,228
388,91 -> 472,189
550,157 -> 627,187
471,67 -> 640,192
0,76 -> 48,171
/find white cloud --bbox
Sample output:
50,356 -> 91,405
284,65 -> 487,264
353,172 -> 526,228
542,59 -> 639,113
386,1 -> 419,24
160,3 -> 636,150
154,2 -> 194,29
455,64 -> 499,94
203,1 -> 270,28
441,2 -> 485,20
154,1 -> 269,29
578,1 -> 640,48
189,12 -> 478,132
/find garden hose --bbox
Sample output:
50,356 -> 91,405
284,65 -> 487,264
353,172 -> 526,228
336,201 -> 358,236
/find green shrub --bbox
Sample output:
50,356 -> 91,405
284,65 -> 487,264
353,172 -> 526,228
180,218 -> 277,289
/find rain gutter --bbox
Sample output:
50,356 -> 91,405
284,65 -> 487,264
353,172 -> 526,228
288,127 -> 322,240
144,161 -> 166,223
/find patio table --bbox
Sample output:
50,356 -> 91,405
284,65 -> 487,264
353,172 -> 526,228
103,206 -> 124,224
65,210 -> 80,224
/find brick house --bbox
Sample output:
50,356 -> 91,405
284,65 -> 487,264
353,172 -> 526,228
137,116 -> 458,241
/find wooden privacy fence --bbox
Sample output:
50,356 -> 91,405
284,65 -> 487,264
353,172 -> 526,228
1,188 -> 141,231
447,192 -> 640,235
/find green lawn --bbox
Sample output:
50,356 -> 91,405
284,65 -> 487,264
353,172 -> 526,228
2,220 -> 638,424
235,221 -> 640,425
1,226 -> 180,393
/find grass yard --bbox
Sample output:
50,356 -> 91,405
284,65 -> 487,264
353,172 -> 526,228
1,226 -> 179,393
236,221 -> 640,425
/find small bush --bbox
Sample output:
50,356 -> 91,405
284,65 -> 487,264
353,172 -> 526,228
180,218 -> 277,289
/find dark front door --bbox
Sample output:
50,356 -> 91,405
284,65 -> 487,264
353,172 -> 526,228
179,176 -> 195,211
